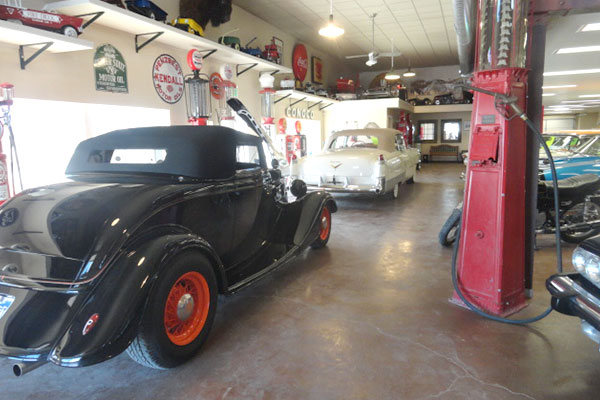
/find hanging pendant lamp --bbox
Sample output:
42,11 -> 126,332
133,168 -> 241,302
385,39 -> 401,80
319,0 -> 344,38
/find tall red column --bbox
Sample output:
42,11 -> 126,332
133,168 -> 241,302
453,68 -> 529,316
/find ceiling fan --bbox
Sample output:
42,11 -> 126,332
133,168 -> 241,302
345,13 -> 401,67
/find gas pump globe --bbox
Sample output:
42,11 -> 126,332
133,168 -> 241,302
217,64 -> 238,127
259,74 -> 275,126
0,83 -> 14,106
477,0 -> 530,71
184,50 -> 211,125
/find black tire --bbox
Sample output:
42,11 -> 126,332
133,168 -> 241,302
561,202 -> 600,243
406,175 -> 415,184
126,251 -> 218,369
146,10 -> 156,19
434,99 -> 441,105
311,205 -> 332,249
424,98 -> 432,105
439,207 -> 462,247
62,26 -> 78,37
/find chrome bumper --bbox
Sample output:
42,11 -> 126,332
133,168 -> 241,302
546,273 -> 600,333
304,177 -> 387,195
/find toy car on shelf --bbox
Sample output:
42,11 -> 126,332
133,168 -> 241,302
262,44 -> 280,64
433,91 -> 473,105
241,37 -> 263,58
408,97 -> 432,106
125,0 -> 167,21
218,35 -> 241,50
100,0 -> 126,8
2,0 -> 84,37
0,124 -> 336,373
170,17 -> 204,36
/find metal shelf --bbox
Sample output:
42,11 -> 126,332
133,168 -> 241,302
0,20 -> 94,69
45,0 -> 292,75
274,90 -> 338,111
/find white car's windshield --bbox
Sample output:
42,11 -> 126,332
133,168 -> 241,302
330,135 -> 379,149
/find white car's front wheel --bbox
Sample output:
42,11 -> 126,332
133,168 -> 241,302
392,182 -> 399,199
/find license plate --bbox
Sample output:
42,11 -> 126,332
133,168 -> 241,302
0,294 -> 15,321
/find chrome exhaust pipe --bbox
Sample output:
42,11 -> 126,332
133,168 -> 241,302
13,360 -> 46,377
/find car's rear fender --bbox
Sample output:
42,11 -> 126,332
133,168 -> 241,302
290,191 -> 337,248
49,232 -> 226,367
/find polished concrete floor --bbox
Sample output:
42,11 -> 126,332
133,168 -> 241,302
2,163 -> 600,399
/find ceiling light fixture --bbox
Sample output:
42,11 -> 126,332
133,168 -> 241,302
319,0 -> 344,38
385,39 -> 401,80
542,85 -> 577,89
579,94 -> 600,98
544,68 -> 600,76
556,45 -> 600,54
581,23 -> 600,32
402,58 -> 416,77
542,93 -> 556,97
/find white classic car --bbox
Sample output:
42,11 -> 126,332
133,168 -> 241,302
291,128 -> 420,198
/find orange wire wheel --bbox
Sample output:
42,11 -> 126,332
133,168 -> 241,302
163,271 -> 210,346
319,206 -> 331,241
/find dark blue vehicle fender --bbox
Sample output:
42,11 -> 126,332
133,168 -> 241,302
292,191 -> 337,247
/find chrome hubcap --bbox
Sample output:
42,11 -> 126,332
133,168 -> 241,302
177,294 -> 195,321
321,216 -> 328,231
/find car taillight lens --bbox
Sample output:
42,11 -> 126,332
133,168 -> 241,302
379,154 -> 385,162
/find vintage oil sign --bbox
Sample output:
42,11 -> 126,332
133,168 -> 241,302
152,54 -> 184,104
93,44 -> 128,94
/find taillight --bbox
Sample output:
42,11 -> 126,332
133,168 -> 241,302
379,154 -> 385,162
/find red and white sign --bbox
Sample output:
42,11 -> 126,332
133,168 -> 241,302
186,49 -> 203,71
153,54 -> 184,104
292,44 -> 308,82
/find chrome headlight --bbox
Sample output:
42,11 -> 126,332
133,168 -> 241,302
573,247 -> 600,285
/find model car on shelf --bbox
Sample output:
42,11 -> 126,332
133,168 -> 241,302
547,237 -> 600,349
124,0 -> 167,21
359,84 -> 400,99
100,0 -> 126,8
539,133 -> 600,180
218,35 -> 241,50
169,17 -> 204,36
0,125 -> 336,373
432,90 -> 473,105
240,37 -> 262,58
2,0 -> 84,37
290,128 -> 420,198
408,97 -> 433,106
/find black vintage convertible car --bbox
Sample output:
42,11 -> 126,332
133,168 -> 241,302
0,125 -> 336,374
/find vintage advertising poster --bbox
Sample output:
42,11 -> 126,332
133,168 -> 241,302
152,54 -> 184,104
94,44 -> 128,94
311,56 -> 323,85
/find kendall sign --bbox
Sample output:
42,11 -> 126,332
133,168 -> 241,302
292,44 -> 308,82
153,54 -> 184,104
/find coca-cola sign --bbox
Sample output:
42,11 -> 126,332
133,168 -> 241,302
292,44 -> 308,82
152,54 -> 184,104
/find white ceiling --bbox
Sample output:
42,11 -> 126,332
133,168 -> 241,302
543,12 -> 600,114
232,0 -> 458,71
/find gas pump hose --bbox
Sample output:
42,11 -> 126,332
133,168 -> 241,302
451,105 -> 560,325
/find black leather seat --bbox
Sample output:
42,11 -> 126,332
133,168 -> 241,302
539,174 -> 600,199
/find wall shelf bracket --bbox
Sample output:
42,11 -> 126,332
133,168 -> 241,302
308,101 -> 323,109
135,31 -> 164,53
290,97 -> 306,107
196,49 -> 217,59
19,42 -> 53,70
319,103 -> 334,111
77,11 -> 105,30
236,63 -> 258,77
274,94 -> 291,104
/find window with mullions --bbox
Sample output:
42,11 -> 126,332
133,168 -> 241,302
417,120 -> 437,143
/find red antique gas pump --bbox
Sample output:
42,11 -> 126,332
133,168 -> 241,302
184,50 -> 211,126
453,0 -> 532,316
0,83 -> 22,204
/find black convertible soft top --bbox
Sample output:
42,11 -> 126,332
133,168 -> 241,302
65,126 -> 264,180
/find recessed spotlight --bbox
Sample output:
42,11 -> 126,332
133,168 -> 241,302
556,45 -> 600,54
542,85 -> 577,89
581,23 -> 600,32
544,68 -> 600,76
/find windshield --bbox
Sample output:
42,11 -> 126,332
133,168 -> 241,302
548,135 -> 577,150
577,137 -> 600,156
329,135 -> 379,149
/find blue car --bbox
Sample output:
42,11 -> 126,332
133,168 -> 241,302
541,137 -> 600,180
125,0 -> 167,21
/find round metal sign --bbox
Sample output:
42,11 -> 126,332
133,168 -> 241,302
187,49 -> 203,71
292,44 -> 308,82
152,54 -> 184,104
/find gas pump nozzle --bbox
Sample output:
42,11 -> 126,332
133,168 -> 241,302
456,83 -> 526,121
